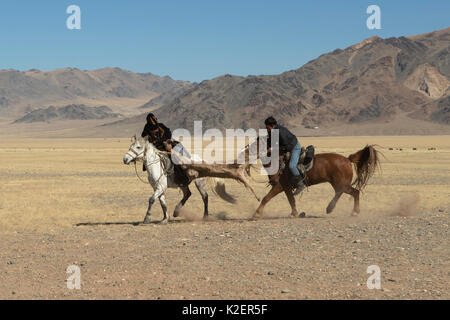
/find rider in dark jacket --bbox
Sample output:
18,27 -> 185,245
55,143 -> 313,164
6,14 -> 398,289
141,113 -> 172,150
265,116 -> 305,195
141,113 -> 189,186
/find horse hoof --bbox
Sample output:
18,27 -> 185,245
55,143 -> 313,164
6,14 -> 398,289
290,212 -> 299,218
299,212 -> 306,218
252,213 -> 262,220
158,219 -> 168,225
143,218 -> 151,224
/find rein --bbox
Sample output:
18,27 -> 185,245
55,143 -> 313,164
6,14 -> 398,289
134,160 -> 150,184
126,146 -> 150,184
128,142 -> 173,186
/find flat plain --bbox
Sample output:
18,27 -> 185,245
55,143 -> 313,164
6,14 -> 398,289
0,135 -> 448,299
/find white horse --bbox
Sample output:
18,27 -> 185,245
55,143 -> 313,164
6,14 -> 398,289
123,136 -> 235,224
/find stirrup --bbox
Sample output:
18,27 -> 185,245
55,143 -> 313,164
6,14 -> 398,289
293,181 -> 305,196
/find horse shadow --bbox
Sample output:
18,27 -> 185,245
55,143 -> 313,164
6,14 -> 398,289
75,220 -> 193,227
74,213 -> 323,228
75,221 -> 142,227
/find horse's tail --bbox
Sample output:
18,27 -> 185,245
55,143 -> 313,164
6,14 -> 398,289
348,145 -> 381,190
209,178 -> 237,204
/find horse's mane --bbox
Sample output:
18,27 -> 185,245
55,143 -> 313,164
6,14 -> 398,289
143,139 -> 170,161
143,139 -> 156,151
142,138 -> 160,153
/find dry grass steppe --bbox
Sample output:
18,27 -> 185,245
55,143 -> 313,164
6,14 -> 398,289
0,135 -> 448,299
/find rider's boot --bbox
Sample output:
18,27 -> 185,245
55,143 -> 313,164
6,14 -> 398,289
291,174 -> 305,196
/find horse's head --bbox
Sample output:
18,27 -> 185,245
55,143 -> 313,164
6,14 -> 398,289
123,135 -> 145,165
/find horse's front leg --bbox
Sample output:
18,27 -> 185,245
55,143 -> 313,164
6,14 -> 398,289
143,185 -> 166,224
253,183 -> 283,219
284,188 -> 299,217
158,194 -> 169,224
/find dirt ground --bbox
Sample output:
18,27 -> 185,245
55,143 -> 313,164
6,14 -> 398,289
0,136 -> 449,299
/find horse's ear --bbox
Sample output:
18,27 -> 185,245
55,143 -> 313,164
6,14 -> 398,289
131,135 -> 136,143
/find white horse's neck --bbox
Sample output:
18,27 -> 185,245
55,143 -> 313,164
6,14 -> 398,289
143,141 -> 170,185
144,141 -> 159,160
144,141 -> 166,169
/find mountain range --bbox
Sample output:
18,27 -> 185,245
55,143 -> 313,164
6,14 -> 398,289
1,27 -> 449,137
13,104 -> 122,123
0,67 -> 191,119
151,27 -> 449,133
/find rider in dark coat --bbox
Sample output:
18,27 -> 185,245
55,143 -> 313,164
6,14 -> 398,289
141,113 -> 172,151
141,113 -> 190,186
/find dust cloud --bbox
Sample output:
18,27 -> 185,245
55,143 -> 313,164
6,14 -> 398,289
390,193 -> 420,217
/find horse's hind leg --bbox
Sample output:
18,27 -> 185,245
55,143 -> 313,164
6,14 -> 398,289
173,186 -> 192,218
194,179 -> 209,219
326,190 -> 343,214
284,189 -> 299,217
343,185 -> 360,216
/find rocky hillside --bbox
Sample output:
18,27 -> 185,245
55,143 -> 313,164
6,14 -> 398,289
0,67 -> 191,117
14,104 -> 122,123
154,27 -> 449,131
139,84 -> 195,110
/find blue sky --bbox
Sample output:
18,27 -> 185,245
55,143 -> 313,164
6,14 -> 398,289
0,0 -> 448,82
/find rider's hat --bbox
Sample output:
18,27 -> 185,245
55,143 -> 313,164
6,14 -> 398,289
146,113 -> 158,125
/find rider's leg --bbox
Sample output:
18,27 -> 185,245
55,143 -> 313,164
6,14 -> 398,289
289,142 -> 306,195
289,142 -> 302,177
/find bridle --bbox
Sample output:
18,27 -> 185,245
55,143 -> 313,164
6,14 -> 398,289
125,144 -> 145,161
126,144 -> 149,184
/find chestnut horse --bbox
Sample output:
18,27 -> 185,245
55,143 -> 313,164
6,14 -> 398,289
241,138 -> 381,218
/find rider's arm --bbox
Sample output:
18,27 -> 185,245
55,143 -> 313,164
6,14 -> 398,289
160,123 -> 172,140
162,140 -> 172,154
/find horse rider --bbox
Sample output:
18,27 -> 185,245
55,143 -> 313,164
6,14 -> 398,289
264,116 -> 305,195
141,113 -> 190,186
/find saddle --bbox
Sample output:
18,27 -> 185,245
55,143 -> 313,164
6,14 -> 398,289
281,145 -> 315,176
159,148 -> 190,186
